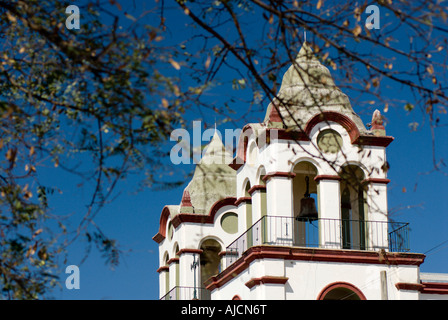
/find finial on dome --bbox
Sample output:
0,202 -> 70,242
371,109 -> 386,136
180,190 -> 194,213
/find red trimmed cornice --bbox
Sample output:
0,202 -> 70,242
167,257 -> 180,265
262,171 -> 296,182
176,248 -> 203,256
234,196 -> 252,206
305,111 -> 360,143
229,157 -> 244,171
420,282 -> 448,295
363,178 -> 391,185
353,135 -> 394,147
229,111 -> 393,172
395,282 -> 424,291
229,125 -> 254,171
396,281 -> 448,295
204,246 -> 426,291
247,184 -> 267,195
266,128 -> 309,141
152,206 -> 172,244
153,197 -> 237,244
314,175 -> 341,182
156,266 -> 169,273
172,213 -> 211,228
306,111 -> 395,147
245,276 -> 289,289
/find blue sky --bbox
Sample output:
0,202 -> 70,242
48,1 -> 448,300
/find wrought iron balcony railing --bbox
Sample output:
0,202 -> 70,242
226,216 -> 410,266
160,286 -> 210,300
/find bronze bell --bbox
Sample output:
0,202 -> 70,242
296,176 -> 318,221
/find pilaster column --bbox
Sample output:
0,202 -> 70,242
176,248 -> 203,296
314,175 -> 341,249
364,178 -> 390,250
263,172 -> 295,218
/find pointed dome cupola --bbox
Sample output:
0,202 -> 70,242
264,42 -> 367,134
181,131 -> 236,215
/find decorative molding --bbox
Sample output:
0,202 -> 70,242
353,135 -> 394,147
229,111 -> 394,172
266,128 -> 309,142
229,157 -> 244,171
245,276 -> 289,289
152,206 -> 173,244
247,184 -> 267,195
176,248 -> 203,256
156,266 -> 169,273
305,111 -> 361,143
167,257 -> 180,265
235,196 -> 252,206
363,178 -> 391,185
229,124 -> 254,171
314,175 -> 341,182
153,197 -> 237,243
204,246 -> 426,291
395,282 -> 424,292
171,213 -> 211,228
420,282 -> 448,295
396,281 -> 448,295
262,171 -> 296,182
219,250 -> 238,257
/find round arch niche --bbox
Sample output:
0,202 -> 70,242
318,282 -> 366,300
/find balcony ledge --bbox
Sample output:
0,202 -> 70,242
205,245 -> 426,291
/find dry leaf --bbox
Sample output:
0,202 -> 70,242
6,12 -> 16,23
161,98 -> 169,108
169,59 -> 181,70
352,25 -> 362,36
205,55 -> 211,69
317,0 -> 323,10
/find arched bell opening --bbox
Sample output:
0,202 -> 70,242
339,165 -> 367,250
320,287 -> 364,300
293,162 -> 319,247
199,239 -> 222,300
